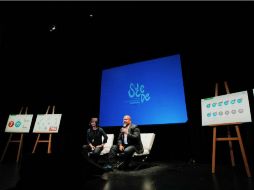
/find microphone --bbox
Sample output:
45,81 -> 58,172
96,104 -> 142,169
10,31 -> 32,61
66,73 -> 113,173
121,123 -> 128,134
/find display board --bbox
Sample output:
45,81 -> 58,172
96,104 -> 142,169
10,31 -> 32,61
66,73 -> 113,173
201,91 -> 252,126
5,114 -> 33,133
33,114 -> 62,133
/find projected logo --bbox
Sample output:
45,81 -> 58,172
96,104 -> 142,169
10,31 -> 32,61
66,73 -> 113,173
128,82 -> 151,104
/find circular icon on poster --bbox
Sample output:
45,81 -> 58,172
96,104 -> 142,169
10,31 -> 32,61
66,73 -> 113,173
237,98 -> 243,103
225,111 -> 229,115
230,99 -> 236,104
218,102 -> 223,106
15,121 -> 21,128
238,109 -> 244,113
231,110 -> 236,114
8,121 -> 14,127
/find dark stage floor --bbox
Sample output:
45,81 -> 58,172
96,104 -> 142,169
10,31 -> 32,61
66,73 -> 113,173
0,154 -> 253,190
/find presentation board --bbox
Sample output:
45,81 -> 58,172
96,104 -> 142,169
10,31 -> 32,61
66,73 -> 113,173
99,54 -> 188,127
33,114 -> 62,133
5,115 -> 33,133
201,91 -> 252,126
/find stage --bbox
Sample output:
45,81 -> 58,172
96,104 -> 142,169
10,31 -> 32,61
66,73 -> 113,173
0,154 -> 253,190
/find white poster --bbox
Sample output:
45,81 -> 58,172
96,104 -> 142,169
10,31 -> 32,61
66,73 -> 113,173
201,91 -> 252,126
5,115 -> 33,133
33,114 -> 62,133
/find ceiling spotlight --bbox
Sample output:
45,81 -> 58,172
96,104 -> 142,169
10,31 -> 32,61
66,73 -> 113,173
49,25 -> 56,32
89,14 -> 94,18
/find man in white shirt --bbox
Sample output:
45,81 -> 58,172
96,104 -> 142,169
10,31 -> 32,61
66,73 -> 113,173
106,115 -> 144,170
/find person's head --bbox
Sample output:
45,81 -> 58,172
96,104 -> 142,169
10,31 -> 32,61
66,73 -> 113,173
123,115 -> 131,127
89,118 -> 99,129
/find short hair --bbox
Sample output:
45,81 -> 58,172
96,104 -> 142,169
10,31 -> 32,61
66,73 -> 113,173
123,115 -> 131,121
90,118 -> 99,126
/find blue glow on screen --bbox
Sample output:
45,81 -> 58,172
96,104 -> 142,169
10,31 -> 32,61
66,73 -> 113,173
99,54 -> 188,127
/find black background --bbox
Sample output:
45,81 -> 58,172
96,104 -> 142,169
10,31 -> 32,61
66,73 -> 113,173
0,1 -> 254,171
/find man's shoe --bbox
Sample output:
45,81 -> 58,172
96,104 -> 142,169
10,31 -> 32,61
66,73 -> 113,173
114,161 -> 124,169
103,164 -> 113,171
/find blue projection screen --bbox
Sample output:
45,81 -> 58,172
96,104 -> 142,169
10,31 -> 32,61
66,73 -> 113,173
99,54 -> 188,127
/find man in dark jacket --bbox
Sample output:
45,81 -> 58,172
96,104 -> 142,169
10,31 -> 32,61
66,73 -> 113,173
107,115 -> 143,170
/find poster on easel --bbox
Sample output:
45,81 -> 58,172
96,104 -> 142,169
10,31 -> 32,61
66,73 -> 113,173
33,114 -> 62,133
5,115 -> 33,133
201,90 -> 252,126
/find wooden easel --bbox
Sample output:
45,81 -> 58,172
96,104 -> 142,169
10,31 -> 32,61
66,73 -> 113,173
211,81 -> 251,177
32,105 -> 55,154
1,106 -> 28,163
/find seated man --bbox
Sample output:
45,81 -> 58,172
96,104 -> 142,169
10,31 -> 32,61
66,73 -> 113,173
82,117 -> 108,163
106,115 -> 143,170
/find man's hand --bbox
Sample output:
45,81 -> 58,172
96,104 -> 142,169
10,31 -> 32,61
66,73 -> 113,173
121,127 -> 129,134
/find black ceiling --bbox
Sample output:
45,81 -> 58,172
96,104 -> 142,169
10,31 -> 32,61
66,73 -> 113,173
0,1 -> 254,108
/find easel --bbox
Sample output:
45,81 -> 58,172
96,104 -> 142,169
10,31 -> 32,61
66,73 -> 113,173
211,81 -> 251,177
1,106 -> 28,163
32,105 -> 55,154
